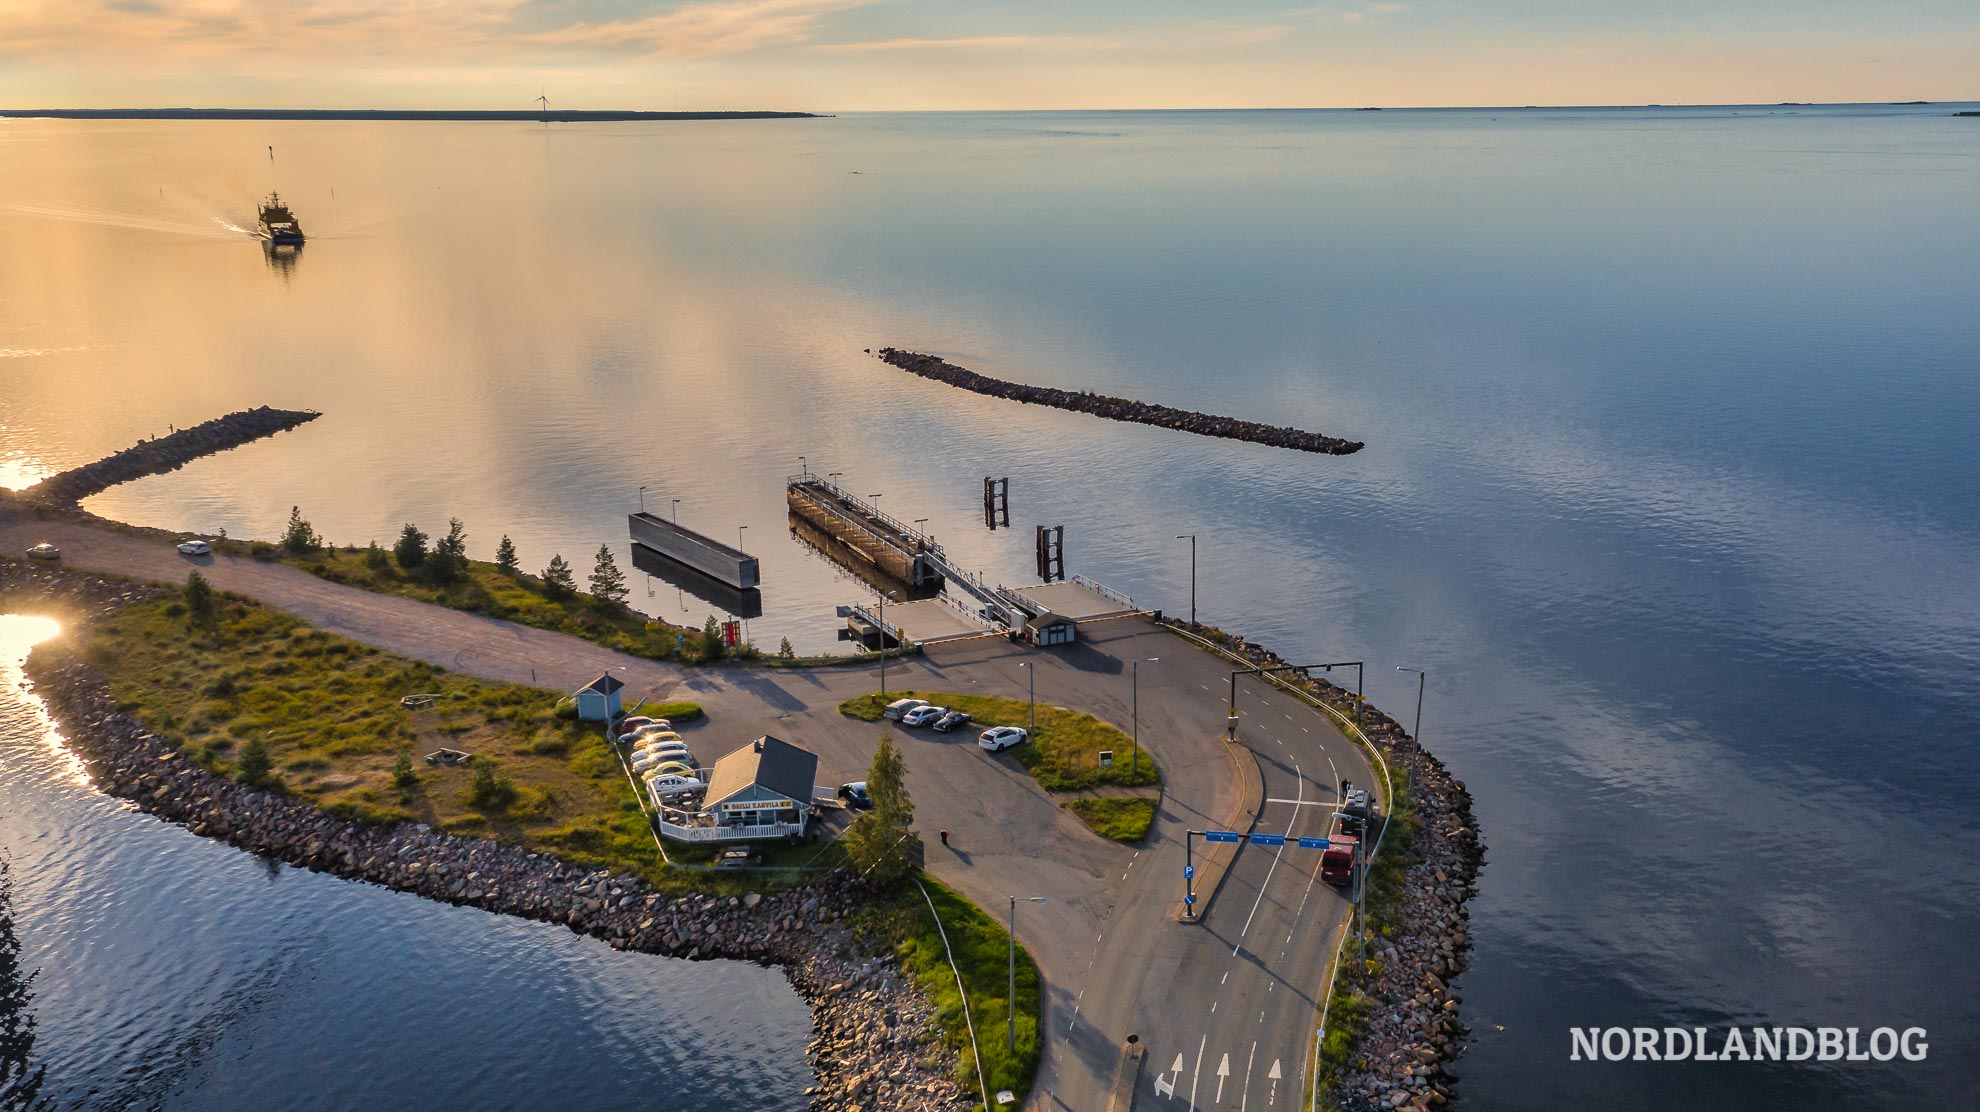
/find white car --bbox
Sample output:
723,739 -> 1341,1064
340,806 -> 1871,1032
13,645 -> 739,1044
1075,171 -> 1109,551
618,722 -> 675,744
977,726 -> 1029,752
901,705 -> 947,728
882,698 -> 928,721
644,773 -> 705,799
618,715 -> 660,732
176,539 -> 211,556
25,543 -> 60,561
633,741 -> 692,762
631,748 -> 690,772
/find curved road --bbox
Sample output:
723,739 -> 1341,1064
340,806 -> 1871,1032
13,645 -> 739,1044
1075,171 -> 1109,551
0,506 -> 1378,1110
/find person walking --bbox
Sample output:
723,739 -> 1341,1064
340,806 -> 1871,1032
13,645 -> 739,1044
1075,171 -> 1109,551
939,828 -> 950,847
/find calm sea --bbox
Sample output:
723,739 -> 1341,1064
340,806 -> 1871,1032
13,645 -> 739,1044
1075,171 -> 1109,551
2,105 -> 1977,1108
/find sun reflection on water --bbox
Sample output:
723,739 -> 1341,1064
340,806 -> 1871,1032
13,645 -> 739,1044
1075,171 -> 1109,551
0,613 -> 92,788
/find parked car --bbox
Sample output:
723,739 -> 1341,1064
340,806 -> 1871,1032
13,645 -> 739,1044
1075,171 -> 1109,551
630,730 -> 683,747
933,710 -> 972,733
882,698 -> 928,721
176,539 -> 211,556
617,715 -> 658,732
901,705 -> 947,728
647,760 -> 696,778
977,726 -> 1029,752
631,748 -> 691,772
634,741 -> 692,762
837,782 -> 872,810
617,722 -> 675,743
644,773 -> 704,798
25,543 -> 59,561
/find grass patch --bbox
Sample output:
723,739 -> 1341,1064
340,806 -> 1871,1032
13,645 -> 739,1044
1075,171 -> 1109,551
270,546 -> 728,664
839,690 -> 1160,790
1311,770 -> 1419,1109
1064,797 -> 1157,842
632,700 -> 705,725
854,878 -> 1041,1109
42,589 -> 789,898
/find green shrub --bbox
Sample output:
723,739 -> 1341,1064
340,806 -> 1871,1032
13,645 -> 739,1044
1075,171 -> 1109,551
465,760 -> 518,812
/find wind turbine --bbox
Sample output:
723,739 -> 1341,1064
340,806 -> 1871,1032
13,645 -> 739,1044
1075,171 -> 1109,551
536,89 -> 550,120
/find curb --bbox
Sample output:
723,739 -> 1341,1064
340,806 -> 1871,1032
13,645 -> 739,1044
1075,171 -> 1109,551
1174,729 -> 1264,922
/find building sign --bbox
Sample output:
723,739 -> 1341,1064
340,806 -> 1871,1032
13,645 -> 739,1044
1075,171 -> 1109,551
719,799 -> 796,813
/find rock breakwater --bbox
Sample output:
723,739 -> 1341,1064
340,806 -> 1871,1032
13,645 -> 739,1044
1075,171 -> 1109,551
871,348 -> 1364,456
1,559 -> 971,1111
21,406 -> 321,509
1162,618 -> 1483,1110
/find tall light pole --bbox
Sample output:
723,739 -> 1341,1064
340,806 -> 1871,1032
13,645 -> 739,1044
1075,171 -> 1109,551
878,589 -> 898,695
1396,666 -> 1426,743
738,524 -> 748,551
798,455 -> 807,476
1009,895 -> 1046,1051
914,517 -> 929,543
639,485 -> 648,514
1175,533 -> 1196,626
1019,661 -> 1035,733
1131,657 -> 1159,776
670,498 -> 680,524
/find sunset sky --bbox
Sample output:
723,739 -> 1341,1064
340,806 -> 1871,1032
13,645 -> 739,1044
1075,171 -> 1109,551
3,0 -> 1976,112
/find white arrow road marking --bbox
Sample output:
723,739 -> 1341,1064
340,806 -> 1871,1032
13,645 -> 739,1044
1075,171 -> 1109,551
1156,1074 -> 1176,1099
1215,1053 -> 1231,1104
1156,1052 -> 1184,1100
1268,1058 -> 1282,1105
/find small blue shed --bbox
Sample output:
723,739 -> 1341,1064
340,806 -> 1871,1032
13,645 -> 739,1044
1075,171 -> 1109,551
575,673 -> 626,722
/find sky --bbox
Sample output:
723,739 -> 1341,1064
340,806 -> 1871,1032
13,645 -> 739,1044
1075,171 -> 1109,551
1,0 -> 1976,111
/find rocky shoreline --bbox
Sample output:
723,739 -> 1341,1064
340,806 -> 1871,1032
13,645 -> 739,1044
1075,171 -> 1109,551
871,348 -> 1365,456
1162,619 -> 1484,1111
0,560 -> 971,1112
20,406 -> 322,509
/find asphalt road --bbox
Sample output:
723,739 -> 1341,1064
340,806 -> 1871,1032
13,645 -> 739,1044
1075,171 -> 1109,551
0,507 -> 1377,1110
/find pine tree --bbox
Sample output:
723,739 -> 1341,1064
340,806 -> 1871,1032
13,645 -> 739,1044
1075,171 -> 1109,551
426,518 -> 467,584
235,736 -> 272,788
281,505 -> 321,555
843,734 -> 918,888
541,554 -> 577,599
393,523 -> 428,570
494,534 -> 520,576
588,545 -> 628,607
183,570 -> 216,623
778,637 -> 797,659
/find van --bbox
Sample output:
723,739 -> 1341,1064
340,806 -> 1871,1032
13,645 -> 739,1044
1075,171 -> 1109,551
883,698 -> 928,721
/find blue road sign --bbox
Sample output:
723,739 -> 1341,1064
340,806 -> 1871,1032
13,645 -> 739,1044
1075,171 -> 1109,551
1185,894 -> 1196,906
1297,836 -> 1330,849
1204,831 -> 1241,844
1184,865 -> 1196,880
1250,833 -> 1286,847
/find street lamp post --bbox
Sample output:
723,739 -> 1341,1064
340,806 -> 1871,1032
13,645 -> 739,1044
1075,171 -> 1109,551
639,485 -> 648,514
1009,896 -> 1047,1051
1019,661 -> 1035,733
1396,666 -> 1427,743
1175,533 -> 1196,626
738,524 -> 748,551
1131,657 -> 1159,776
670,498 -> 680,524
878,589 -> 898,695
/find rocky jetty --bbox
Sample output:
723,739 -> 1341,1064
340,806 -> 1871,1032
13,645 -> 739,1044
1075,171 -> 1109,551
20,406 -> 321,509
871,348 -> 1365,456
1,560 -> 970,1112
1162,618 -> 1484,1110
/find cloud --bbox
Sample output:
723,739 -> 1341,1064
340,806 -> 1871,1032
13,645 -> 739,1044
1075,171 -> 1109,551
817,20 -> 1290,55
1287,2 -> 1406,26
527,0 -> 879,58
0,0 -> 880,62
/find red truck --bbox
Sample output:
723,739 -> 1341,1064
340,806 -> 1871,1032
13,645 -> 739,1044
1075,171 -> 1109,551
1321,785 -> 1372,887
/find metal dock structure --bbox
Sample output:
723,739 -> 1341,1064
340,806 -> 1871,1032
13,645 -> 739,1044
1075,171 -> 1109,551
785,473 -> 947,591
628,512 -> 760,591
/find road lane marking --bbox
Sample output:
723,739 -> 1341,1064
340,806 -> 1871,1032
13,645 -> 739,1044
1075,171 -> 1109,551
1267,1059 -> 1281,1107
1235,764 -> 1303,954
1190,1034 -> 1206,1109
1215,1053 -> 1231,1104
1240,1041 -> 1257,1111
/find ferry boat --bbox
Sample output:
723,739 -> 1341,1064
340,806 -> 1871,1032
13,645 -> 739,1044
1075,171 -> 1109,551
256,192 -> 305,245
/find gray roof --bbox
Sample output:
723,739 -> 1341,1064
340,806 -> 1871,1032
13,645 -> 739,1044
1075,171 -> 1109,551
704,735 -> 818,807
581,674 -> 625,695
